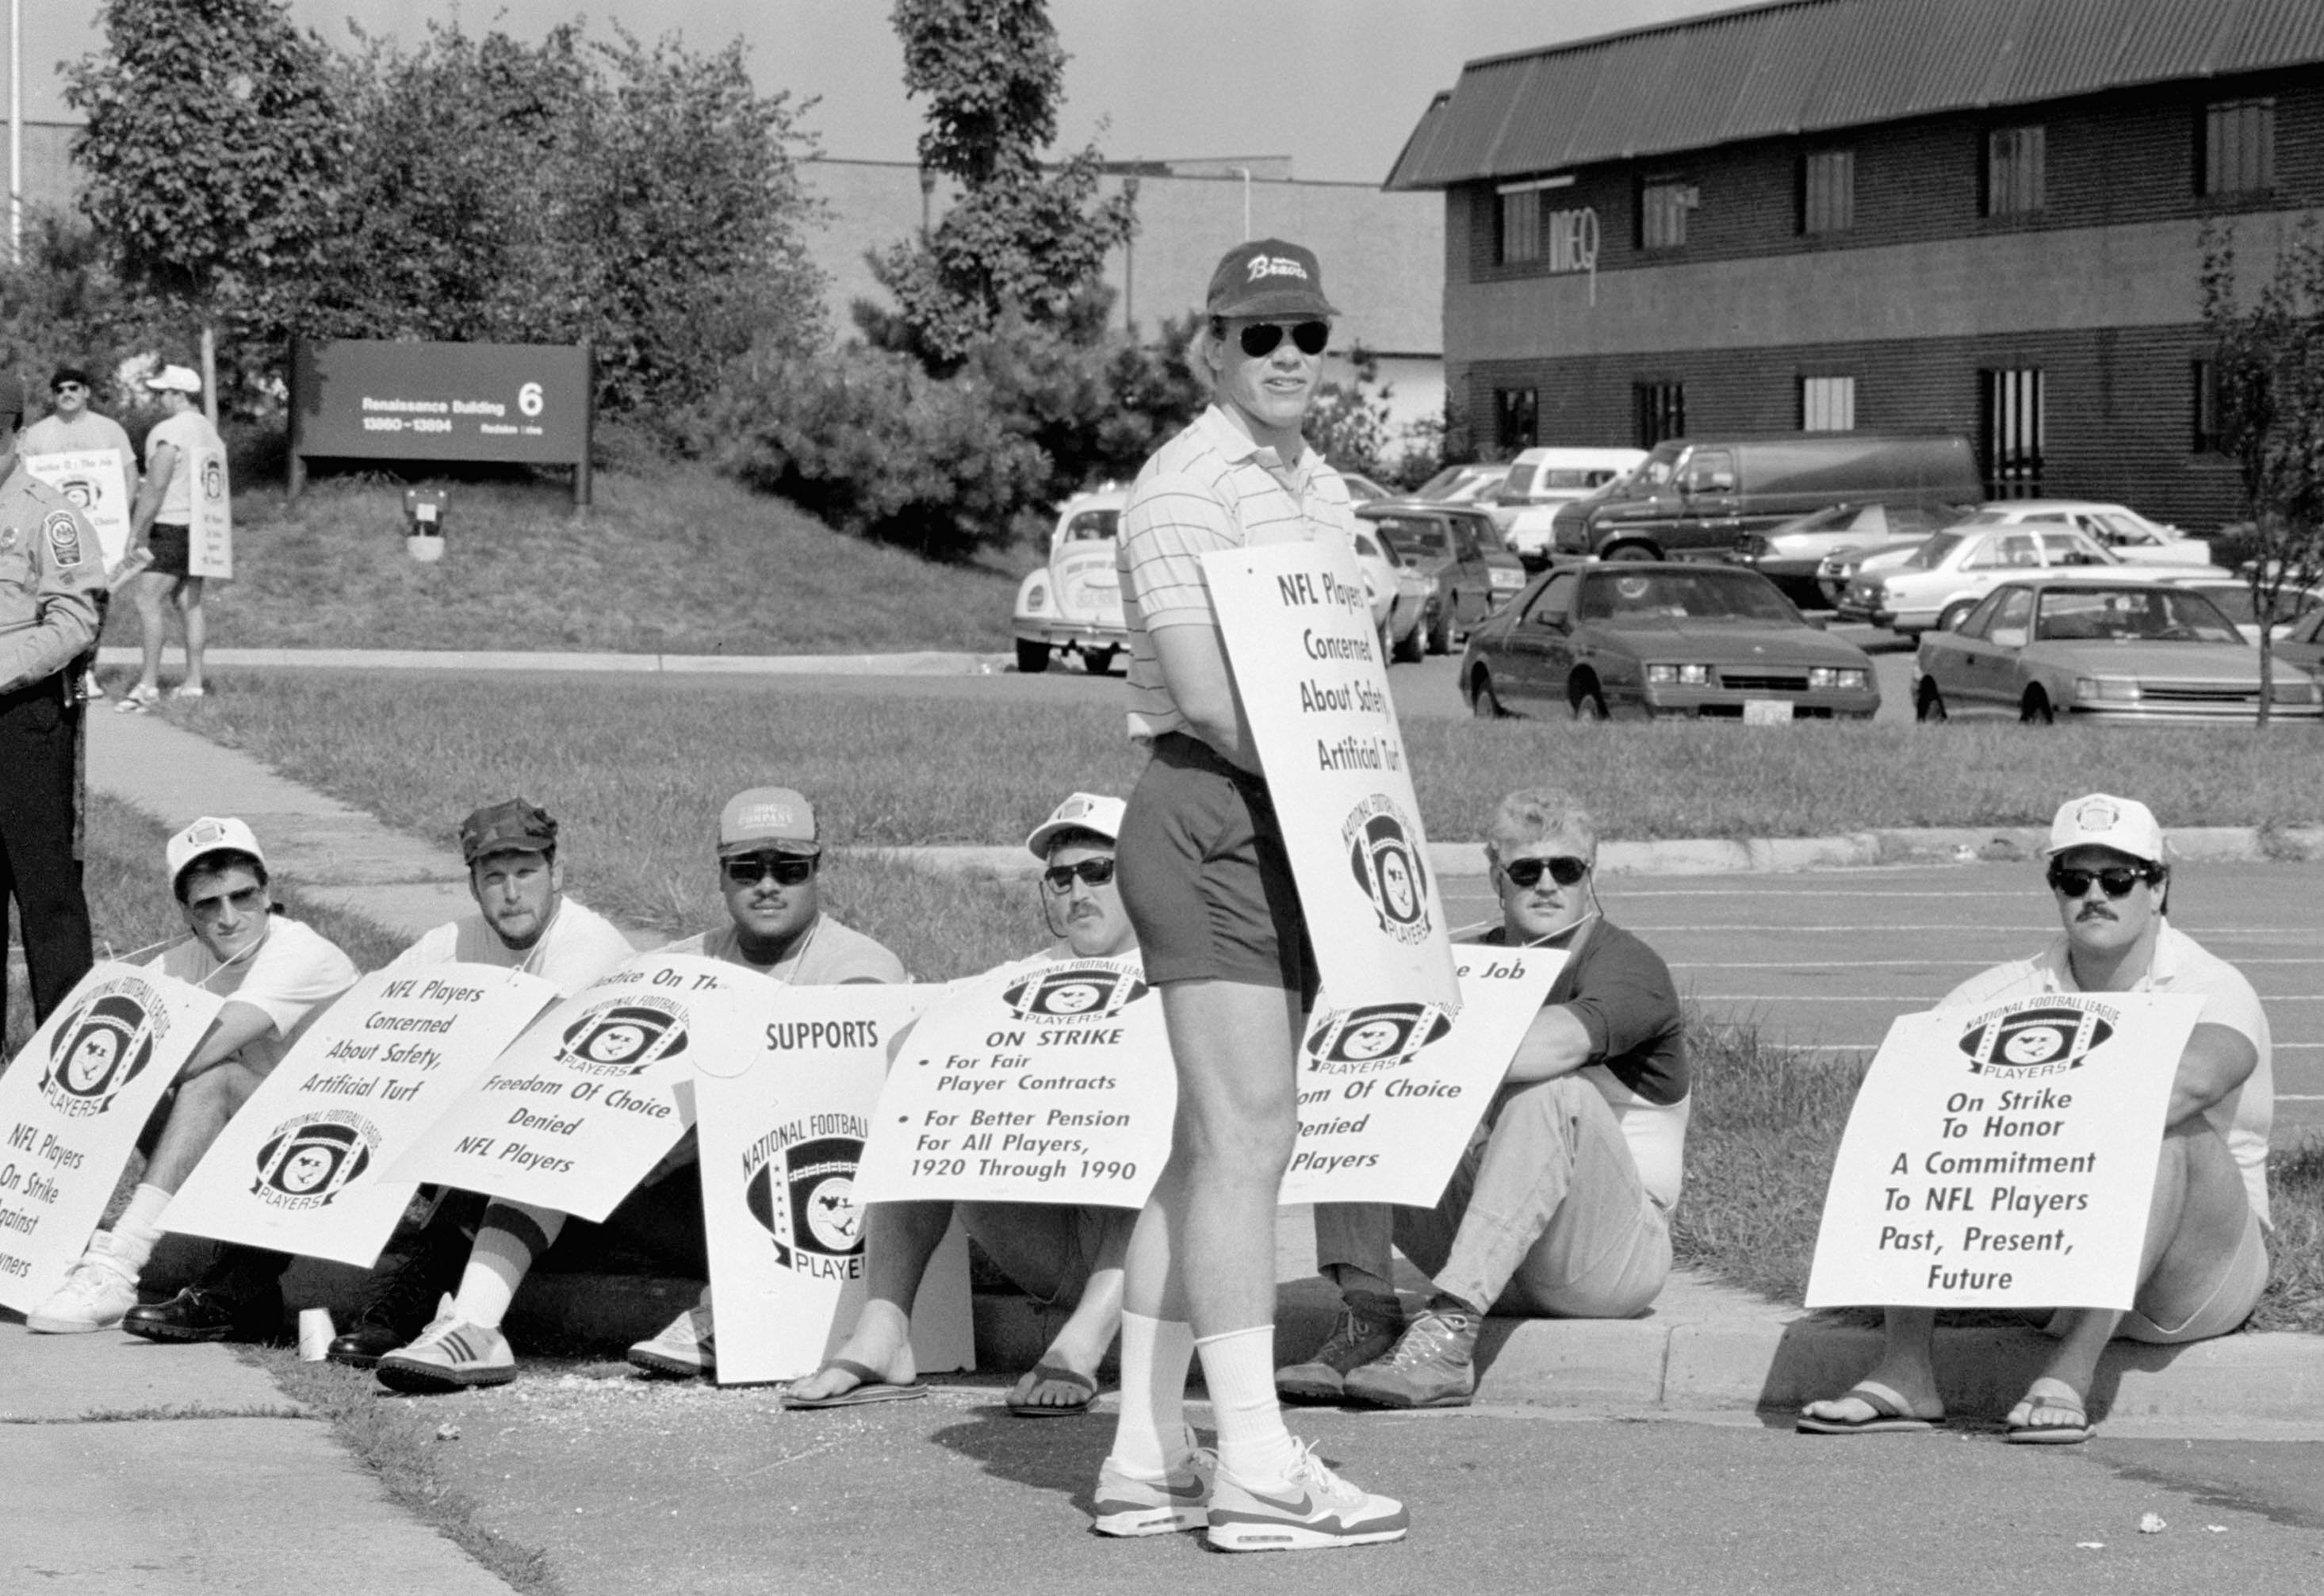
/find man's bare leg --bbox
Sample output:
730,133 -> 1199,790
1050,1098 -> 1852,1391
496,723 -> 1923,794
128,570 -> 168,696
175,577 -> 207,693
787,1200 -> 953,1400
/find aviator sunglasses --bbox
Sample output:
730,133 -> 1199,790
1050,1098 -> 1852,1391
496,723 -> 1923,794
724,855 -> 816,887
1043,858 -> 1118,894
1500,855 -> 1590,889
2046,863 -> 2156,899
1235,320 -> 1330,358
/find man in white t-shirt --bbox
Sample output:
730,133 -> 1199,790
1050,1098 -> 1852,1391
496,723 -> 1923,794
376,785 -> 905,1393
787,792 -> 1141,1418
28,817 -> 359,1334
1801,794 -> 2272,1445
116,364 -> 224,711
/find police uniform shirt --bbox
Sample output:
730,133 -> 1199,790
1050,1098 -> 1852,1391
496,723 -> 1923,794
146,916 -> 362,1077
665,913 -> 907,985
385,897 -> 638,1000
0,456 -> 103,693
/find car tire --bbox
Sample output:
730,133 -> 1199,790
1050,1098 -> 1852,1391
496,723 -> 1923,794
1470,672 -> 1507,720
1392,620 -> 1424,664
2020,688 -> 2055,725
1605,545 -> 1656,564
1427,603 -> 1454,656
1082,645 -> 1116,676
1570,676 -> 1611,721
1916,680 -> 1948,722
1935,599 -> 1977,633
1015,639 -> 1049,675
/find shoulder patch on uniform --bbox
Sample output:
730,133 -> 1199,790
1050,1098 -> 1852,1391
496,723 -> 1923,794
45,511 -> 86,567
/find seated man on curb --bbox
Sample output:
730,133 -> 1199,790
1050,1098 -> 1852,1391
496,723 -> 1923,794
786,792 -> 1140,1415
1800,794 -> 2271,1445
1276,787 -> 1688,1408
376,785 -> 906,1393
29,818 -> 360,1335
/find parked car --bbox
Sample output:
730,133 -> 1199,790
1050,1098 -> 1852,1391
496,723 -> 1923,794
1350,524 -> 1409,657
1461,562 -> 1880,721
2159,576 -> 2324,645
1409,462 -> 1510,505
1912,576 -> 2322,724
1948,499 -> 2212,565
1836,523 -> 2222,637
1013,488 -> 1125,674
2273,605 -> 2324,678
1340,472 -> 1392,502
1730,500 -> 1966,608
1487,446 -> 1648,566
1545,433 -> 1981,562
1358,501 -> 1530,656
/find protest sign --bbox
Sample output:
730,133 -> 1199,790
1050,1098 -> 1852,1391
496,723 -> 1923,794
694,984 -> 974,1384
0,964 -> 222,1314
188,442 -> 233,579
856,956 -> 1173,1210
23,450 -> 134,567
387,954 -> 756,1221
161,966 -> 556,1266
1204,540 -> 1461,1024
1805,991 -> 2198,1311
1281,946 -> 1564,1206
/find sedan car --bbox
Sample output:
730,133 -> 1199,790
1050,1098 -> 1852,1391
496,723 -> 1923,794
1409,462 -> 1510,505
1013,488 -> 1125,673
1951,499 -> 2212,565
1731,500 -> 1966,608
1838,523 -> 2220,636
1912,577 -> 2323,724
1350,524 -> 1409,657
2160,576 -> 2324,645
1359,501 -> 1530,658
1461,562 -> 1880,721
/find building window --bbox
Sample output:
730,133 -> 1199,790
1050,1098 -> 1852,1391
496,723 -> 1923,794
1498,188 -> 1541,264
1635,381 -> 1686,448
2202,98 -> 2274,196
1801,376 -> 1856,432
1802,150 -> 1854,234
1494,388 -> 1538,453
1979,368 -> 2044,498
2192,359 -> 2223,454
1985,126 -> 2045,216
1639,178 -> 1696,250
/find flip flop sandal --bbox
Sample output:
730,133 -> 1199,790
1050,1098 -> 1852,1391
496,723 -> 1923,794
780,1357 -> 927,1410
1006,1362 -> 1097,1418
1796,1378 -> 1945,1435
2004,1380 -> 2092,1445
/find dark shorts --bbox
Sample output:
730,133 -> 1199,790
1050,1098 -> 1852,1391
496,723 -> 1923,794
1116,731 -> 1317,1001
147,522 -> 192,577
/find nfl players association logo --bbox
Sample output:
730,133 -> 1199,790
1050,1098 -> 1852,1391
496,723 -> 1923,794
201,456 -> 227,503
1304,1001 -> 1453,1075
743,1119 -> 870,1280
1957,998 -> 2118,1077
251,1112 -> 381,1208
553,998 -> 689,1077
1001,961 -> 1147,1022
1342,794 -> 1432,945
40,987 -> 160,1118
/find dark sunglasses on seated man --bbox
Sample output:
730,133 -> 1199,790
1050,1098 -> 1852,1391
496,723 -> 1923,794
2046,863 -> 2161,899
1042,858 -> 1117,894
1226,320 -> 1330,358
725,855 -> 817,887
1499,855 -> 1591,889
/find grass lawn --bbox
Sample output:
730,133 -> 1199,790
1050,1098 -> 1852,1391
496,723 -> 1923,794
99,464 -> 1027,656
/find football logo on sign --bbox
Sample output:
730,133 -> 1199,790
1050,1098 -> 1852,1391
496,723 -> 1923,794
1001,964 -> 1147,1022
1958,1003 -> 2115,1077
745,1134 -> 866,1280
1304,1001 -> 1453,1074
40,992 -> 156,1117
553,1000 -> 688,1076
251,1113 -> 380,1209
201,457 -> 226,503
1342,795 -> 1432,945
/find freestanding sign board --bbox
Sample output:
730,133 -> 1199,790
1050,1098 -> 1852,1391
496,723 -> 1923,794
289,338 -> 594,507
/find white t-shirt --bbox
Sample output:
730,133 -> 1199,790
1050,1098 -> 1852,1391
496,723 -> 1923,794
144,408 -> 221,522
20,412 -> 136,499
384,897 -> 638,1000
1940,921 -> 2273,1226
664,913 -> 906,985
147,916 -> 361,1076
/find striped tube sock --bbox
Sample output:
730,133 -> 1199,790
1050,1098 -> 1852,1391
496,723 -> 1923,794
450,1200 -> 565,1330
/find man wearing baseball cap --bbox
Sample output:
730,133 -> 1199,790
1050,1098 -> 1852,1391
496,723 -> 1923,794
377,785 -> 906,1392
787,792 -> 1142,1421
1801,794 -> 2272,1445
29,817 -> 359,1334
1103,239 -> 1406,1550
116,362 -> 224,711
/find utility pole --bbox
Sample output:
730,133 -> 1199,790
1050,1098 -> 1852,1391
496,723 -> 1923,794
10,0 -> 22,264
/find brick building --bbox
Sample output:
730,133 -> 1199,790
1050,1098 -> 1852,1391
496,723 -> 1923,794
1386,0 -> 2324,532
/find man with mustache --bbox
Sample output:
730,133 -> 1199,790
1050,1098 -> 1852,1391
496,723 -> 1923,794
1800,794 -> 2272,1445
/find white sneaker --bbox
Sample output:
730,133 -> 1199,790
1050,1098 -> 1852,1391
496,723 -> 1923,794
84,672 -> 106,701
1093,1428 -> 1217,1537
27,1235 -> 141,1334
1206,1438 -> 1408,1552
374,1302 -> 516,1393
627,1299 -> 715,1377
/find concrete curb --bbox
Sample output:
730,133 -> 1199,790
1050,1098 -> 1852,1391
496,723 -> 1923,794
93,645 -> 1010,677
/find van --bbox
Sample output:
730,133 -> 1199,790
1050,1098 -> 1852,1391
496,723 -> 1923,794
1545,434 -> 1981,563
1487,446 -> 1648,565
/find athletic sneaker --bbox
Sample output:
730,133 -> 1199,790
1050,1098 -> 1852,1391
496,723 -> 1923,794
26,1234 -> 140,1334
1342,1307 -> 1480,1409
1092,1436 -> 1217,1537
627,1301 -> 714,1377
1206,1439 -> 1408,1552
374,1303 -> 516,1393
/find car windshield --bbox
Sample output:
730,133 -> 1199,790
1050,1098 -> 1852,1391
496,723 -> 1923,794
1064,509 -> 1118,542
2034,587 -> 2245,644
1902,532 -> 1966,569
1576,568 -> 1798,624
1369,517 -> 1451,561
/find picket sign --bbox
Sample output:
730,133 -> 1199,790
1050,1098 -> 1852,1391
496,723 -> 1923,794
22,449 -> 134,567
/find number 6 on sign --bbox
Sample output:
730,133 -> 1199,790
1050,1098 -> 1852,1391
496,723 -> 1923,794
519,381 -> 544,417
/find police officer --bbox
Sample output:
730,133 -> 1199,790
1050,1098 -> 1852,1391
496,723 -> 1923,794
0,371 -> 104,1043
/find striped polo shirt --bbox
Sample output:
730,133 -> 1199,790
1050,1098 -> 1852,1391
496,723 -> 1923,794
1116,404 -> 1357,743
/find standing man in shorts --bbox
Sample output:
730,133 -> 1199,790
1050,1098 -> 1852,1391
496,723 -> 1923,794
117,364 -> 223,712
1093,239 -> 1406,1552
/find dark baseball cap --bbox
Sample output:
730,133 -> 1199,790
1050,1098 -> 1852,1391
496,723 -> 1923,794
0,373 -> 25,419
460,797 -> 558,863
51,365 -> 95,391
1204,238 -> 1338,320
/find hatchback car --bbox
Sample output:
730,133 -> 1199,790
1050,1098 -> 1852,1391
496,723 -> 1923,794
1838,523 -> 2219,636
1731,500 -> 1966,607
1912,577 -> 2323,724
1013,488 -> 1126,673
1359,502 -> 1530,657
1461,562 -> 1880,721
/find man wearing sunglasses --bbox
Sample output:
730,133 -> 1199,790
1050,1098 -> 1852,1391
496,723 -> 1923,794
1802,793 -> 2271,1445
1281,787 -> 1687,1409
377,785 -> 905,1393
788,792 -> 1140,1418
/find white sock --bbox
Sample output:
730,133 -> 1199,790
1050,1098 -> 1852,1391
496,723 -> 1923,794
106,1184 -> 173,1274
452,1202 -> 566,1329
1196,1323 -> 1301,1483
1106,1312 -> 1196,1476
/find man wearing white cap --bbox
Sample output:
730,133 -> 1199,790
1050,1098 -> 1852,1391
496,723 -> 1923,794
1801,793 -> 2272,1445
376,785 -> 905,1392
116,364 -> 224,711
27,817 -> 360,1334
787,792 -> 1141,1417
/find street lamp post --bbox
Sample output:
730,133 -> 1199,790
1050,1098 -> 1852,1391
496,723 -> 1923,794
1122,174 -> 1139,334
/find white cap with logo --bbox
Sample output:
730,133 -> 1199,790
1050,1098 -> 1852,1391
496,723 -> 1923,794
1026,792 -> 1126,859
2043,793 -> 2165,865
167,816 -> 266,886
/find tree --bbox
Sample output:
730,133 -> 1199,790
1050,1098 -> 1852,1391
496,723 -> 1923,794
2200,218 -> 2324,727
861,0 -> 1135,367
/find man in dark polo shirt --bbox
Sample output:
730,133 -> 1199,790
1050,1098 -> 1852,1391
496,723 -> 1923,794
1279,787 -> 1688,1408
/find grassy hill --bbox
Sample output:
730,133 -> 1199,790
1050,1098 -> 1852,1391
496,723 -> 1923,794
101,464 -> 1029,656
